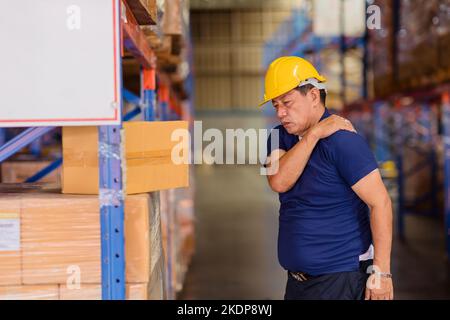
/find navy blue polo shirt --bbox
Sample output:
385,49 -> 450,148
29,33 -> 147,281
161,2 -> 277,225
267,108 -> 378,276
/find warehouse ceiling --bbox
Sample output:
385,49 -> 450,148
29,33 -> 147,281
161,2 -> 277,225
190,0 -> 303,10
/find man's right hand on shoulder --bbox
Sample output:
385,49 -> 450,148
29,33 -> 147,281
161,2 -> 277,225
307,114 -> 357,141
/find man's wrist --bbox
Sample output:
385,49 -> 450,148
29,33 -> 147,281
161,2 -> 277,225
373,259 -> 391,273
304,128 -> 320,143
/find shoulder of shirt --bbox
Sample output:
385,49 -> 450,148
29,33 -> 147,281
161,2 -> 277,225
322,130 -> 367,148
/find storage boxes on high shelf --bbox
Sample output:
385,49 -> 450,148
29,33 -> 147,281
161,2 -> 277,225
369,0 -> 450,97
369,0 -> 395,99
397,0 -> 441,91
0,120 -> 190,300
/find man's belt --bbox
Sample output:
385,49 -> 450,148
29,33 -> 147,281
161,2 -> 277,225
289,271 -> 316,282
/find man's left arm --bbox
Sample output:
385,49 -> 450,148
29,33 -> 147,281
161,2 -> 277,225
352,169 -> 394,300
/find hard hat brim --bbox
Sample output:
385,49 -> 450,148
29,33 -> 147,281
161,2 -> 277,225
259,75 -> 326,107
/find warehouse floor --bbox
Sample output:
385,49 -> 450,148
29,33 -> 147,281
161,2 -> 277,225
179,164 -> 450,300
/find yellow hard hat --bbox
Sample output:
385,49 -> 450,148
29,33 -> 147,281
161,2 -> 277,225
259,56 -> 326,106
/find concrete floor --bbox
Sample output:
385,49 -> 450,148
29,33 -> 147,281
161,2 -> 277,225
178,164 -> 450,300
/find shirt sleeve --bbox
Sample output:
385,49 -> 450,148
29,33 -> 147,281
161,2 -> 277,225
266,125 -> 287,157
331,131 -> 379,186
264,125 -> 287,168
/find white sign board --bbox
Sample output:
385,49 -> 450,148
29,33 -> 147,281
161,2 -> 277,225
0,0 -> 121,127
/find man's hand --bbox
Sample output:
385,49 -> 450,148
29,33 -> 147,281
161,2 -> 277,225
307,114 -> 356,140
365,275 -> 394,300
352,169 -> 394,301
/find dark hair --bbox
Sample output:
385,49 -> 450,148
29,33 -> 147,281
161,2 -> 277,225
295,84 -> 327,106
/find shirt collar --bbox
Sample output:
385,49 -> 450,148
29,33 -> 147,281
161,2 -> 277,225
319,108 -> 330,122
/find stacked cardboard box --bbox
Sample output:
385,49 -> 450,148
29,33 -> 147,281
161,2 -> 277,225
0,190 -> 165,300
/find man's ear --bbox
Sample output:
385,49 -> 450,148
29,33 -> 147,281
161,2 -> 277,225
308,88 -> 321,106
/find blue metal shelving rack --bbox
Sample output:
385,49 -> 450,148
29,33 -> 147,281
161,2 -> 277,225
0,0 -> 165,300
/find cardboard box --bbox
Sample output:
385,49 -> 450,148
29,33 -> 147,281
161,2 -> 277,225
1,161 -> 61,184
0,197 -> 22,285
126,283 -> 149,300
59,283 -> 148,300
0,192 -> 154,285
22,193 -> 151,284
62,121 -> 189,195
0,285 -> 59,300
59,284 -> 101,300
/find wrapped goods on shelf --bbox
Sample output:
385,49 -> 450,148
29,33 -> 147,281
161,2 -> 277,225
0,187 -> 165,300
369,0 -> 395,98
62,121 -> 189,195
316,48 -> 363,108
162,0 -> 182,35
159,173 -> 195,296
1,160 -> 61,184
125,0 -> 158,25
397,0 -> 440,90
160,189 -> 176,298
148,250 -> 167,300
438,1 -> 450,79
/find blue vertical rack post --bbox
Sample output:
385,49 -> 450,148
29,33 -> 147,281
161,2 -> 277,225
142,68 -> 156,121
99,125 -> 126,300
0,129 -> 5,146
373,102 -> 391,163
159,84 -> 170,121
99,0 -> 125,298
393,105 -> 405,239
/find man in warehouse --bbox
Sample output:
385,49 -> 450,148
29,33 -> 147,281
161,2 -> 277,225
262,56 -> 393,300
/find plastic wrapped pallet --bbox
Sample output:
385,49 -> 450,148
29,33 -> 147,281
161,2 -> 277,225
397,0 -> 440,90
0,187 -> 166,300
438,1 -> 450,80
160,189 -> 177,299
160,179 -> 195,296
148,190 -> 167,300
369,0 -> 395,98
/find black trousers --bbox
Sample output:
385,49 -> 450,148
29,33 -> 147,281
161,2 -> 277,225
284,260 -> 372,300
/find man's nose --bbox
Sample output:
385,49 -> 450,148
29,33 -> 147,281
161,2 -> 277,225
277,106 -> 287,119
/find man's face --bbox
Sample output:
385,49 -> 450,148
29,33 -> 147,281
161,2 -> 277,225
272,88 -> 317,136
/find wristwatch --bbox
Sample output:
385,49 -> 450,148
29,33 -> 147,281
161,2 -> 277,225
370,270 -> 393,278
